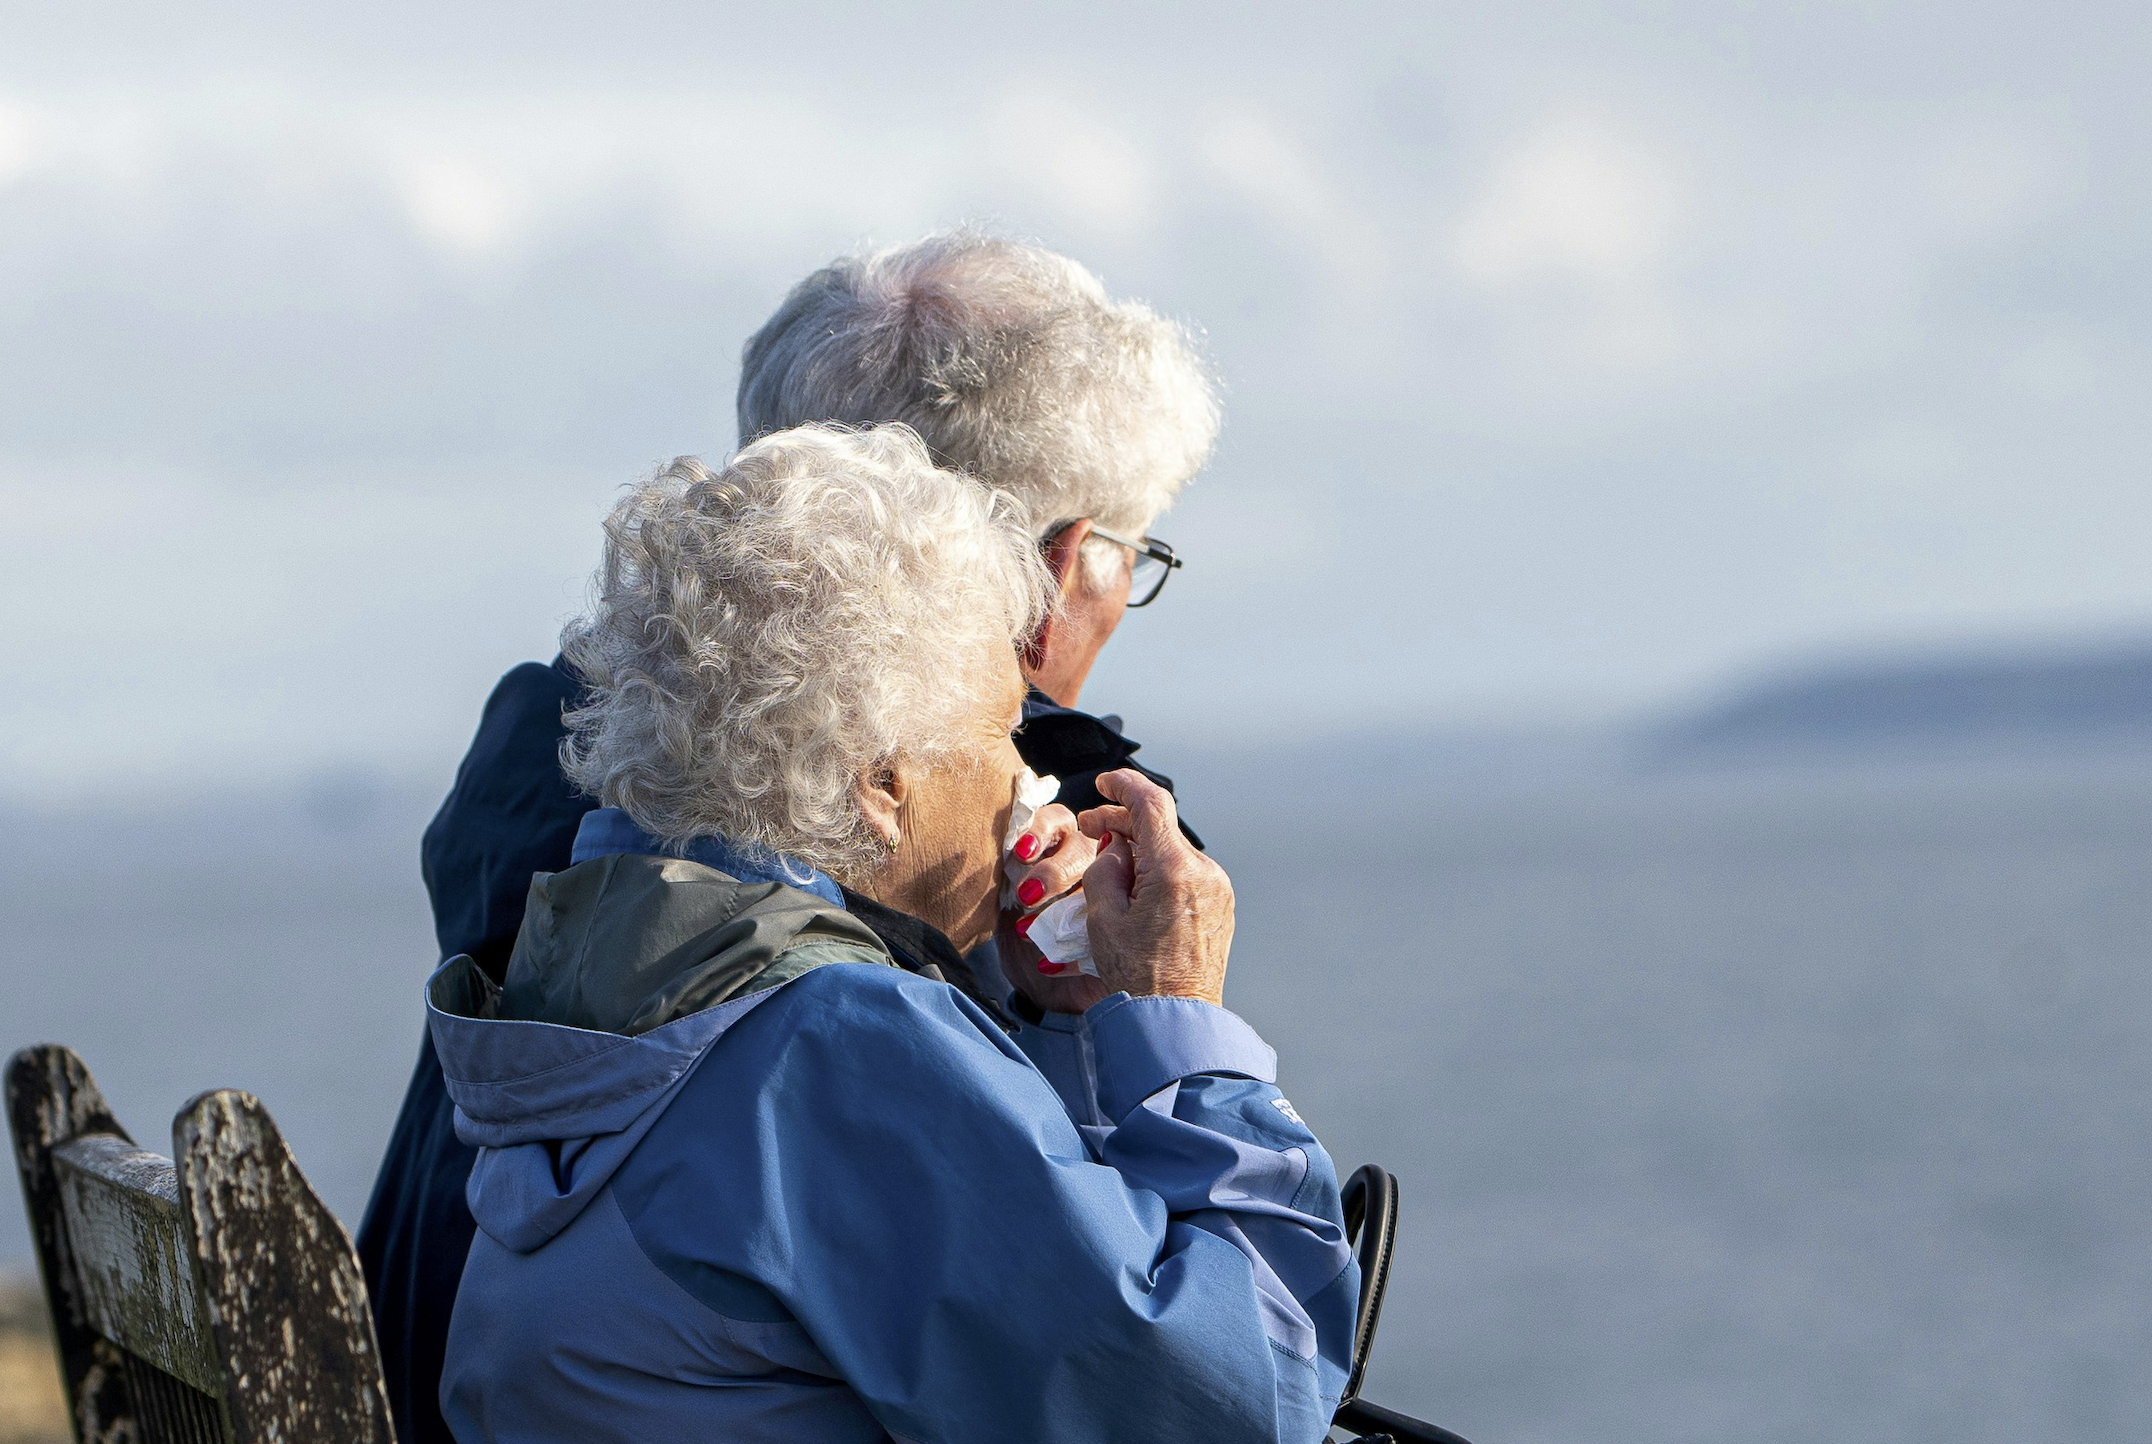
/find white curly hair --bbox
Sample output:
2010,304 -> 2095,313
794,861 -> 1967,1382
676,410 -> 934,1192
737,229 -> 1221,584
559,423 -> 1052,882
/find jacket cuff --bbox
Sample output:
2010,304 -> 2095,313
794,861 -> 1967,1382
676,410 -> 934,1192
1086,993 -> 1278,1122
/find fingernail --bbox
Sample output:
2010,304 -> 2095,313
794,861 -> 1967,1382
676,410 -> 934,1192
1014,914 -> 1034,937
1097,831 -> 1113,847
1013,833 -> 1040,862
1036,958 -> 1064,974
1017,878 -> 1045,907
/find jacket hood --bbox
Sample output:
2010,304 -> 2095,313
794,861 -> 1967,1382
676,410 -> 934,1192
426,852 -> 891,1251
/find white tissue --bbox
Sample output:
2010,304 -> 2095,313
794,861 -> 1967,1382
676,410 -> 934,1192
1001,769 -> 1062,908
1003,767 -> 1098,973
1004,768 -> 1061,850
1027,890 -> 1098,976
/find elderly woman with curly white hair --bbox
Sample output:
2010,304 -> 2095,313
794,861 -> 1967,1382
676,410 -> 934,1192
425,423 -> 1357,1444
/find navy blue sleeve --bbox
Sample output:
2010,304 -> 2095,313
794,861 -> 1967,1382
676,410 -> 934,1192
361,659 -> 592,1444
419,658 -> 594,980
629,967 -> 1354,1444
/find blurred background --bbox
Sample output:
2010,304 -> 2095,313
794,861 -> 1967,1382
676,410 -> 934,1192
4,3 -> 2150,1441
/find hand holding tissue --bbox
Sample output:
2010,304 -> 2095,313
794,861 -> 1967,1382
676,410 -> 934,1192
1025,891 -> 1096,976
1002,768 -> 1100,977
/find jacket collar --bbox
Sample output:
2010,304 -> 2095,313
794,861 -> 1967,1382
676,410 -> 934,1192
569,806 -> 843,907
569,808 -> 1010,1021
837,887 -> 966,978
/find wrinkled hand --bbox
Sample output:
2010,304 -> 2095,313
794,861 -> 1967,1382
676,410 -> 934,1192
1076,770 -> 1233,1007
999,802 -> 1110,1014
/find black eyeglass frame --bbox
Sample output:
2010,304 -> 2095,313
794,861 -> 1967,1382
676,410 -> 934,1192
1043,519 -> 1183,608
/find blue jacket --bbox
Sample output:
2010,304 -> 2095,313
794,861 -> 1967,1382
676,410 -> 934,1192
359,660 -> 1206,1444
431,822 -> 1355,1442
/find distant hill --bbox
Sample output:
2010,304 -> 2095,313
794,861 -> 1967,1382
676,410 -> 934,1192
1651,640 -> 2152,758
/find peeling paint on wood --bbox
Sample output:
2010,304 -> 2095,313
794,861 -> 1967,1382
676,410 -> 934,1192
53,1135 -> 223,1395
175,1090 -> 394,1444
8,1044 -> 146,1444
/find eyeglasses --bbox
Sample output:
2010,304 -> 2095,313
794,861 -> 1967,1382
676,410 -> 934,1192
1044,520 -> 1183,608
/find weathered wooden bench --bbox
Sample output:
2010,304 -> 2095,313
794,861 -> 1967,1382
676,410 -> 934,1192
5,1044 -> 393,1444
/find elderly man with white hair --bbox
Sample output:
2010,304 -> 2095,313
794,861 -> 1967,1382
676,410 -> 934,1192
358,231 -> 1224,1444
737,230 -> 1218,823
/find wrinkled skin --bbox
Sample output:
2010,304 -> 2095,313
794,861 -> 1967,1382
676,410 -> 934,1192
1026,519 -> 1134,709
852,650 -> 1029,954
1002,769 -> 1234,1012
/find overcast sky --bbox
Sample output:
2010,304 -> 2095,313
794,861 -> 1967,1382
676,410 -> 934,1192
3,1 -> 2148,798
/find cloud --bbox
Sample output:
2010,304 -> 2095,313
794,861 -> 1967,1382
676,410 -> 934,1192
0,18 -> 2147,790
988,89 -> 1160,238
1428,114 -> 1699,384
1919,120 -> 2067,240
0,99 -> 35,185
1195,103 -> 1387,288
1453,116 -> 1684,289
391,152 -> 528,258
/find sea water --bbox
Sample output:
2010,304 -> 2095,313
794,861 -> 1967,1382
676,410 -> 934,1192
4,742 -> 2148,1443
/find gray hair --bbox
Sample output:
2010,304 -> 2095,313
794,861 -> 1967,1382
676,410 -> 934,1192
559,424 -> 1051,882
737,230 -> 1220,580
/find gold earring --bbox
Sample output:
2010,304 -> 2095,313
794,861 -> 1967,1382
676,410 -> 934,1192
885,831 -> 900,852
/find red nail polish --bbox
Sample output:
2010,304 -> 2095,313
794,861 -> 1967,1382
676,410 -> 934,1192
1014,914 -> 1034,937
1013,833 -> 1040,862
1017,878 -> 1045,907
1037,958 -> 1063,974
1097,831 -> 1113,848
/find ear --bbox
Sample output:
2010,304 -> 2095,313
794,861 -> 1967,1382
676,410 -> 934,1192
1041,518 -> 1093,591
1024,520 -> 1093,674
851,759 -> 910,847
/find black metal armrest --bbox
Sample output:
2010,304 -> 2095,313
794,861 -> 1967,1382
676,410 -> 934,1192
1335,1394 -> 1477,1443
1330,1164 -> 1477,1444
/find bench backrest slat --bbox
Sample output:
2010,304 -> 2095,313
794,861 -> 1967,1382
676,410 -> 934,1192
176,1089 -> 394,1444
52,1134 -> 225,1396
